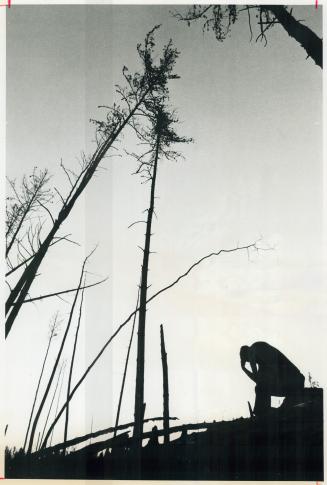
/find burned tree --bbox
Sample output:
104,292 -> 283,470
173,5 -> 322,68
6,168 -> 53,261
129,102 -> 192,444
5,26 -> 184,338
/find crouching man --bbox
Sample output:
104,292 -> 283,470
240,341 -> 305,417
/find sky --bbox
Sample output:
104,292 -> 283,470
4,3 -> 325,452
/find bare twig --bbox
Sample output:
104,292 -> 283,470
21,277 -> 108,305
128,220 -> 147,229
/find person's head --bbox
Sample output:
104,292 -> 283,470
240,345 -> 250,365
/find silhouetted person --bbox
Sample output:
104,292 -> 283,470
240,342 -> 305,417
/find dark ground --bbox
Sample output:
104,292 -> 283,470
6,387 -> 323,480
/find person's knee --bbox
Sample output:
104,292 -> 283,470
294,372 -> 305,391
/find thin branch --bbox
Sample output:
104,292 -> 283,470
54,187 -> 66,206
60,160 -> 74,187
246,6 -> 253,42
128,220 -> 147,229
172,5 -> 213,22
38,200 -> 55,224
6,234 -> 79,277
147,241 -> 262,304
21,277 -> 108,305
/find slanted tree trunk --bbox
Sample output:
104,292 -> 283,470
23,323 -> 56,452
39,360 -> 66,450
133,129 -> 161,444
27,259 -> 86,453
5,90 -> 150,338
160,324 -> 170,444
114,289 -> 140,438
265,5 -> 322,68
63,286 -> 85,451
50,364 -> 66,447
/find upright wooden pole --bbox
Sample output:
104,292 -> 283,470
160,324 -> 169,444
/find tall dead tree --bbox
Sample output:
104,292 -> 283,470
173,5 -> 322,68
5,26 -> 181,338
130,99 -> 192,444
160,324 -> 170,444
132,115 -> 161,443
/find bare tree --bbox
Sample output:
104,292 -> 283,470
22,313 -> 61,452
5,26 -> 183,338
173,5 -> 322,68
27,250 -> 98,453
6,168 -> 53,260
129,102 -> 192,445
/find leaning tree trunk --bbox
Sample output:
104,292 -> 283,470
114,289 -> 140,438
27,261 -> 86,453
265,5 -> 322,68
63,286 -> 85,451
23,325 -> 56,452
5,89 -> 150,338
133,130 -> 161,444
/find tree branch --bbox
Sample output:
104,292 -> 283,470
6,234 -> 79,277
21,277 -> 108,305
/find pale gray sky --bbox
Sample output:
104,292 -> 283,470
5,4 -> 324,451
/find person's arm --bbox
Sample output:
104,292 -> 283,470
241,349 -> 258,383
241,364 -> 257,383
249,355 -> 258,377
